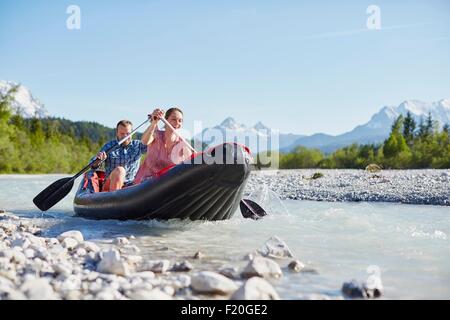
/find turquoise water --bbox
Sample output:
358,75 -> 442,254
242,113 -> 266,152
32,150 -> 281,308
0,174 -> 449,299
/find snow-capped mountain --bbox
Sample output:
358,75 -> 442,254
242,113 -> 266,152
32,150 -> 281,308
0,80 -> 49,118
194,117 -> 304,153
197,99 -> 450,154
283,99 -> 450,153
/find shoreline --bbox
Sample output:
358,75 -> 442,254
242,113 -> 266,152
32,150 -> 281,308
245,169 -> 450,206
1,169 -> 449,206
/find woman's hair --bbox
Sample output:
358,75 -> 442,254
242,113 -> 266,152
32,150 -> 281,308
165,107 -> 183,120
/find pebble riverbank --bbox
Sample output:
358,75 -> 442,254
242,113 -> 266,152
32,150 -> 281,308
245,169 -> 450,206
0,210 -> 382,300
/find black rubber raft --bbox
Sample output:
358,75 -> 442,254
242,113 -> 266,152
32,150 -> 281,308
74,143 -> 252,221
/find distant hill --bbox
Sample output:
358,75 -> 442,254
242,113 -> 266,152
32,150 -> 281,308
23,117 -> 117,144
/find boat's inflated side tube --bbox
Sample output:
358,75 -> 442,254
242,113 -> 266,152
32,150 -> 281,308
73,143 -> 251,221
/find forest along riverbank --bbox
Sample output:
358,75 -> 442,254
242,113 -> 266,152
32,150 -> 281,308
245,169 -> 450,206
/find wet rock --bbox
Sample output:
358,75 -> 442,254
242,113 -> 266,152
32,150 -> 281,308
77,241 -> 100,253
61,237 -> 78,251
37,247 -> 54,261
11,237 -> 31,249
193,251 -> 204,259
342,278 -> 383,299
11,248 -> 26,265
24,248 -> 36,259
171,261 -> 193,272
300,268 -> 319,275
64,290 -> 82,300
58,230 -> 84,243
288,260 -> 305,272
0,270 -> 17,282
46,238 -> 60,247
259,236 -> 295,259
127,288 -> 173,300
74,248 -> 87,257
139,260 -> 170,273
191,271 -> 238,295
218,266 -> 240,280
364,274 -> 384,298
96,249 -> 129,276
124,245 -> 141,253
125,255 -> 143,266
231,277 -> 280,300
56,275 -> 82,292
131,271 -> 155,280
243,253 -> 255,261
21,278 -> 59,300
169,274 -> 191,289
162,285 -> 175,296
88,280 -> 103,294
53,262 -> 73,278
298,293 -> 340,300
0,212 -> 19,220
0,222 -> 17,233
342,280 -> 365,298
2,288 -> 27,300
113,237 -> 129,246
241,257 -> 283,279
95,289 -> 117,300
129,282 -> 153,292
26,234 -> 46,247
85,271 -> 100,281
0,274 -> 15,288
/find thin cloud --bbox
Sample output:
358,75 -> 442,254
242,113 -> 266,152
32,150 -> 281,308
305,22 -> 435,40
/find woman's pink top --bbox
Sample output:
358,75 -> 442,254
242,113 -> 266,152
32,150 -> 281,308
133,130 -> 192,184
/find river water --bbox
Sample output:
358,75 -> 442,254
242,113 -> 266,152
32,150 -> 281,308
0,174 -> 449,299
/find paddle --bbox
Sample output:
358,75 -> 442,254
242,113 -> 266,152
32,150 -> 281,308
240,199 -> 267,220
33,118 -> 151,211
160,116 -> 267,220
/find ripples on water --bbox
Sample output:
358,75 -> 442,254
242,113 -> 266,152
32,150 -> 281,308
0,175 -> 449,299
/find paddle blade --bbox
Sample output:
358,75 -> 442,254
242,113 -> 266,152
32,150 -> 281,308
240,199 -> 267,220
33,177 -> 75,211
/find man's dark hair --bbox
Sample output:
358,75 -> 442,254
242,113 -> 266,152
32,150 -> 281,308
116,120 -> 133,130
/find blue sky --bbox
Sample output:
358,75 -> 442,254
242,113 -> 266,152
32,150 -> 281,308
1,0 -> 450,135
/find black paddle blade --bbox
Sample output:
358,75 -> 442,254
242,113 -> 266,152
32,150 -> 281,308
33,177 -> 75,211
240,199 -> 267,220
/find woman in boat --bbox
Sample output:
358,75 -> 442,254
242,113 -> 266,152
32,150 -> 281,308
133,107 -> 193,185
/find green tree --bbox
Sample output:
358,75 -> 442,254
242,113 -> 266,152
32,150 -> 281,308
280,147 -> 323,169
403,111 -> 416,146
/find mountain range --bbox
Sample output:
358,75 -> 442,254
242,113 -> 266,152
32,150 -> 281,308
2,79 -> 449,153
0,80 -> 49,118
196,99 -> 450,153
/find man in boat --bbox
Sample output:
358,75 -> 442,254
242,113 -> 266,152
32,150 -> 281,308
94,119 -> 153,192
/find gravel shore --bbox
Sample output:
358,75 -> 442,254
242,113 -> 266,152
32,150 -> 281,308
245,169 -> 450,206
1,211 -> 318,300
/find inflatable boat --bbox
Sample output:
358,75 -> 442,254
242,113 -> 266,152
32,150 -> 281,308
73,143 -> 252,221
